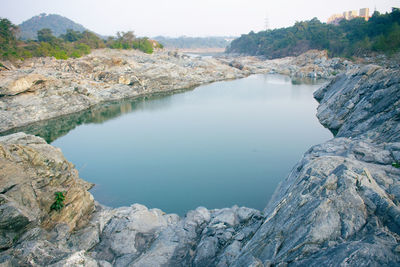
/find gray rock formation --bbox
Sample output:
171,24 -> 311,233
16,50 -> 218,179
0,133 -> 94,252
0,136 -> 262,266
0,59 -> 399,266
229,64 -> 400,266
231,138 -> 400,266
315,65 -> 400,142
218,50 -> 352,79
0,49 -> 350,134
0,49 -> 247,133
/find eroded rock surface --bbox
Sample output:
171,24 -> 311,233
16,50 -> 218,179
0,133 -> 94,251
0,49 -> 246,133
228,64 -> 400,266
315,65 -> 400,142
0,49 -> 350,134
0,137 -> 262,266
231,138 -> 400,266
220,50 -> 352,79
0,58 -> 399,266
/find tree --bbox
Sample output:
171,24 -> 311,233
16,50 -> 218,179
227,9 -> 400,58
61,29 -> 82,42
37,28 -> 55,43
0,18 -> 19,59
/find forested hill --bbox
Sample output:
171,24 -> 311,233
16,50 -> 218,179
226,8 -> 400,58
19,13 -> 87,40
153,36 -> 233,49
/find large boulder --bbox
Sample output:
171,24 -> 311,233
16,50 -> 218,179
231,138 -> 400,266
0,73 -> 47,96
315,65 -> 400,142
0,133 -> 95,250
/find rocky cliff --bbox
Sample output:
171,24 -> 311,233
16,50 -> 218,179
230,64 -> 400,266
0,133 -> 94,253
0,54 -> 399,266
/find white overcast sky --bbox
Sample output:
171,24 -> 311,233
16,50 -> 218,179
0,0 -> 399,37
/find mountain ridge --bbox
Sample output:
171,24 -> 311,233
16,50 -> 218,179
18,13 -> 88,40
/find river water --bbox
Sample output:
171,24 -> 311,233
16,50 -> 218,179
47,74 -> 331,215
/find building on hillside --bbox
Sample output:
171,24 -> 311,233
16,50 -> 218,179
343,10 -> 358,20
327,14 -> 345,24
327,8 -> 370,24
359,8 -> 370,20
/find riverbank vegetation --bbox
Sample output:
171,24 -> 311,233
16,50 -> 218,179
154,36 -> 231,49
0,18 -> 161,61
227,8 -> 400,58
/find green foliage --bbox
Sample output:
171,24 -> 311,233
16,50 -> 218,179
75,43 -> 91,54
1,16 -> 156,61
50,191 -> 66,212
227,8 -> 400,58
392,162 -> 400,168
105,31 -> 157,54
61,29 -> 81,42
0,18 -> 19,60
37,28 -> 55,43
153,36 -> 231,49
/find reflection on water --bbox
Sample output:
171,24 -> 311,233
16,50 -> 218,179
3,74 -> 332,215
0,92 -> 189,143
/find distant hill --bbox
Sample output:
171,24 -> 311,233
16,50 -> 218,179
153,36 -> 235,49
18,13 -> 87,40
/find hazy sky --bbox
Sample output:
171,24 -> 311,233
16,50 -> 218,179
1,0 -> 399,37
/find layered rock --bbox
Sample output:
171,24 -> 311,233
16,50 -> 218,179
0,49 -> 247,133
0,73 -> 47,96
219,50 -> 353,79
229,64 -> 400,266
0,133 -> 94,251
0,133 -> 262,266
315,65 -> 400,142
0,59 -> 399,266
0,49 -> 350,134
231,138 -> 400,266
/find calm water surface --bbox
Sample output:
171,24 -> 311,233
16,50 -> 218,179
50,74 -> 331,215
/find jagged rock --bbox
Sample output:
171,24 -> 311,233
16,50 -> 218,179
0,61 -> 16,71
229,61 -> 244,70
229,64 -> 400,266
315,64 -> 400,142
48,251 -> 99,267
0,132 -> 95,251
0,49 -> 345,133
0,49 -> 249,133
231,139 -> 400,266
0,53 -> 399,266
218,50 -> 351,79
0,73 -> 47,96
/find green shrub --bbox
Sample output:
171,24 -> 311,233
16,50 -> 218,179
50,191 -> 66,212
52,50 -> 68,60
1,17 -> 156,60
75,43 -> 91,55
70,50 -> 82,58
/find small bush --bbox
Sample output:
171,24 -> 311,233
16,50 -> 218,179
50,191 -> 66,212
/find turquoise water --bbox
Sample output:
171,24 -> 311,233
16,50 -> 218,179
51,74 -> 331,215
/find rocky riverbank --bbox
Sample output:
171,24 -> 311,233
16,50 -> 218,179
1,52 -> 399,266
219,49 -> 354,79
0,49 -> 350,134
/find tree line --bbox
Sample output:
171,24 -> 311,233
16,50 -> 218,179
0,19 -> 162,61
226,8 -> 400,58
154,36 -> 231,49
